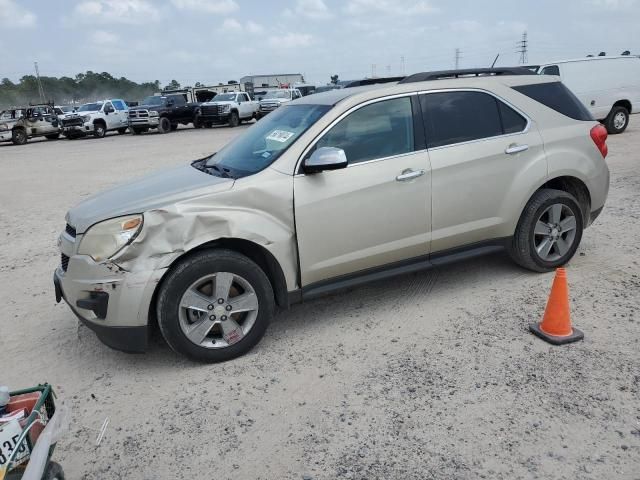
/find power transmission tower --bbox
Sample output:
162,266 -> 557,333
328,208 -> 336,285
455,48 -> 461,70
34,62 -> 46,102
517,31 -> 528,64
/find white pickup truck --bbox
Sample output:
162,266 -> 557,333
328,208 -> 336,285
195,92 -> 258,128
60,99 -> 129,139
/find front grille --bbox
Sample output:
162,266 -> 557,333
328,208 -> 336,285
200,105 -> 221,116
65,223 -> 76,238
260,103 -> 279,112
128,110 -> 149,119
62,117 -> 83,127
61,253 -> 69,272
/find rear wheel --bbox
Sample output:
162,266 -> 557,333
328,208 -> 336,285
509,189 -> 584,272
157,250 -> 274,363
157,117 -> 171,134
604,106 -> 629,134
11,128 -> 27,145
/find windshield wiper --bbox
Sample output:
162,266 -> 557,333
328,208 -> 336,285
205,164 -> 235,179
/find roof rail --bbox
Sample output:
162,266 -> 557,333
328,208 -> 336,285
343,76 -> 406,88
398,67 -> 536,84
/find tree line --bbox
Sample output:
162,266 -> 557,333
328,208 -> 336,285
0,71 -> 163,108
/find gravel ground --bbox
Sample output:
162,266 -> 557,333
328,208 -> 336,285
0,123 -> 638,480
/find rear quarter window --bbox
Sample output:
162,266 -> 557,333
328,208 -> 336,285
512,82 -> 593,121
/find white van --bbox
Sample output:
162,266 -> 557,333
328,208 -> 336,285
538,56 -> 640,134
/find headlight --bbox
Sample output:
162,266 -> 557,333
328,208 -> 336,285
82,114 -> 91,122
222,104 -> 231,113
0,123 -> 8,131
77,215 -> 143,262
149,111 -> 159,117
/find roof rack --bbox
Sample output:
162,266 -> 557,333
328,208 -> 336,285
398,67 -> 536,84
343,76 -> 406,88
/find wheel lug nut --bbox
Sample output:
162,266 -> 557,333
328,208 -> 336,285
209,315 -> 216,321
225,305 -> 232,311
217,298 -> 224,304
207,304 -> 214,310
221,315 -> 227,321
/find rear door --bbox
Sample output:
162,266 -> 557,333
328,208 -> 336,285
421,89 -> 547,253
294,95 -> 432,286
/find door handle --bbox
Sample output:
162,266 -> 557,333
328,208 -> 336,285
505,144 -> 529,154
396,169 -> 426,182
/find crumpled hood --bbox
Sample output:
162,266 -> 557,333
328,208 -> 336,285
67,164 -> 234,233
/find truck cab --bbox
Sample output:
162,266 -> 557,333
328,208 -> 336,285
196,92 -> 258,128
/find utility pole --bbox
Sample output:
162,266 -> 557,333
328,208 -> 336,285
400,55 -> 405,75
517,31 -> 528,64
455,48 -> 461,70
34,62 -> 46,102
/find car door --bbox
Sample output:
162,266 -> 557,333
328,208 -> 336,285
102,102 -> 119,130
420,89 -> 547,254
111,100 -> 128,128
236,94 -> 247,118
294,94 -> 432,286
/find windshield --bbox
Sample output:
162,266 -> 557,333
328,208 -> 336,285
58,106 -> 73,113
263,91 -> 291,100
78,102 -> 103,112
203,104 -> 330,178
214,93 -> 237,102
141,96 -> 165,106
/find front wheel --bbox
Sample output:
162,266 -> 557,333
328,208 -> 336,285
157,117 -> 171,134
508,189 -> 584,272
604,106 -> 629,134
11,128 -> 27,145
157,250 -> 275,363
228,111 -> 239,128
93,122 -> 106,138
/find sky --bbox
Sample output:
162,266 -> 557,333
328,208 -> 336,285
1,0 -> 639,87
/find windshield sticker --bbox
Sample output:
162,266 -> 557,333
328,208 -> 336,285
266,130 -> 295,143
262,151 -> 272,158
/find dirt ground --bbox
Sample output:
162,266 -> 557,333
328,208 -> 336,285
0,123 -> 638,480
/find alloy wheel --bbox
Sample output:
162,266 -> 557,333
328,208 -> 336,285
178,272 -> 259,349
613,111 -> 627,130
533,203 -> 578,262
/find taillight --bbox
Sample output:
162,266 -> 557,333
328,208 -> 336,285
590,124 -> 608,158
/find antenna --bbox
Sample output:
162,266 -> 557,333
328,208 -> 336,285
455,48 -> 461,70
517,31 -> 528,64
34,62 -> 46,102
491,54 -> 500,68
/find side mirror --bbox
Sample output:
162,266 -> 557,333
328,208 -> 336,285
303,147 -> 348,174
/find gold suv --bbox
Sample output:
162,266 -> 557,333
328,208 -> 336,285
55,68 -> 610,362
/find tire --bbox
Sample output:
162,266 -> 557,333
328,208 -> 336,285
157,117 -> 171,134
93,122 -> 106,138
228,111 -> 239,128
194,116 -> 203,129
604,106 -> 629,134
508,188 -> 584,272
157,249 -> 275,363
45,133 -> 60,140
11,128 -> 27,145
170,123 -> 178,131
117,127 -> 128,135
42,461 -> 65,480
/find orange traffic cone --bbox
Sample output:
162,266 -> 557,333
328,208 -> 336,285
529,268 -> 584,345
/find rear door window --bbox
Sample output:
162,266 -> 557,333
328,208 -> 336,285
315,96 -> 415,164
420,91 -> 502,148
498,102 -> 527,134
512,82 -> 593,121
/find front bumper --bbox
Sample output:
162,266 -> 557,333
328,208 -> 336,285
128,117 -> 159,128
53,254 -> 160,353
199,113 -> 231,124
63,122 -> 94,137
